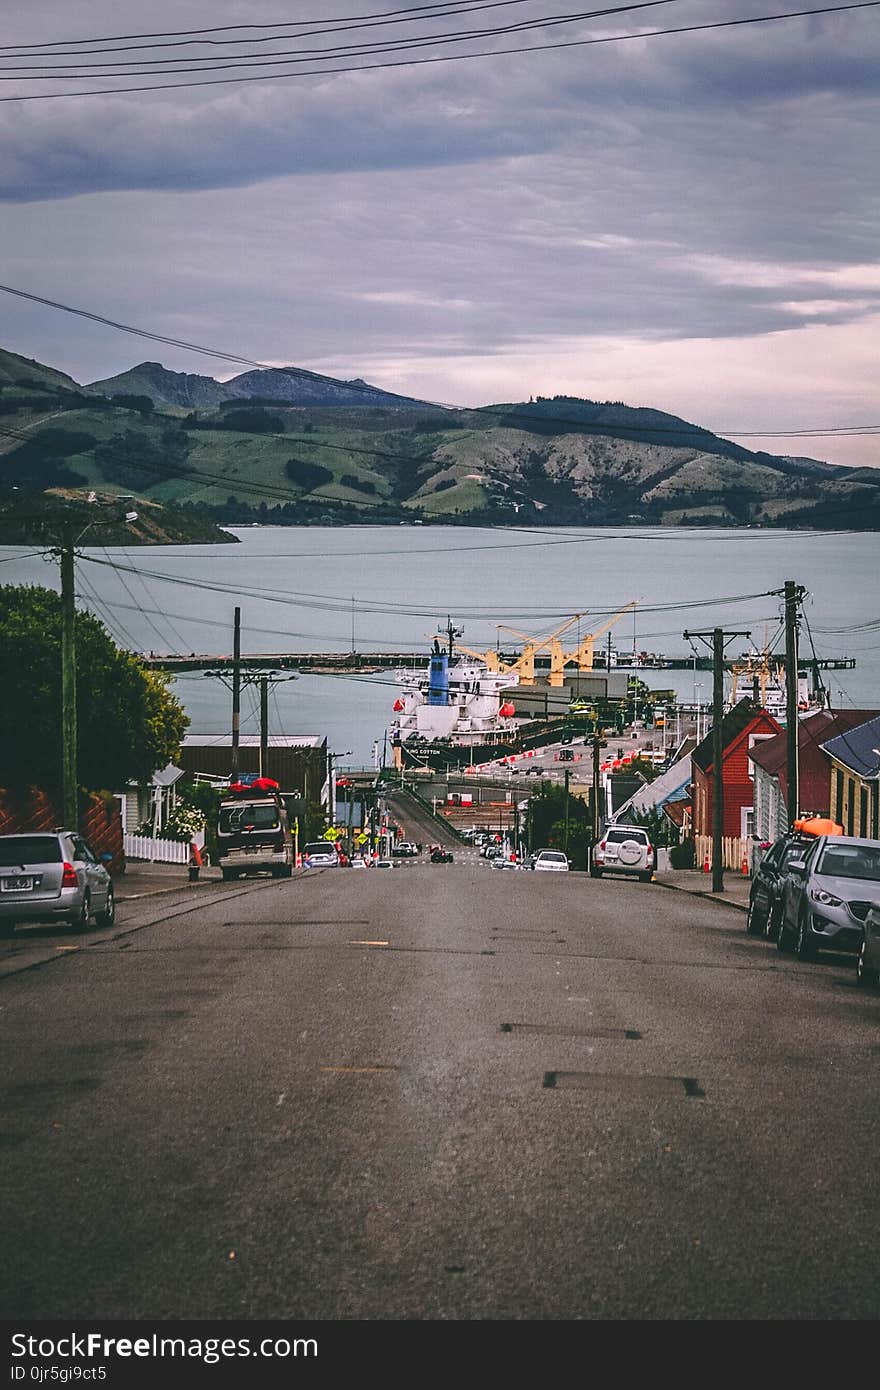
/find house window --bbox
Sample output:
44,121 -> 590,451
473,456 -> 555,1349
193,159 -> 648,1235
834,767 -> 844,826
747,733 -> 775,780
741,806 -> 756,839
860,785 -> 869,838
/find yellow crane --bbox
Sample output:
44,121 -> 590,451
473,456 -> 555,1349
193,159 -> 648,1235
455,602 -> 638,687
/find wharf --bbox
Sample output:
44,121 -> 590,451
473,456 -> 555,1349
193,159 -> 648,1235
140,651 -> 856,674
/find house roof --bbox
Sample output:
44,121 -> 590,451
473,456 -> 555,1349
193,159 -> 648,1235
749,709 -> 879,779
612,755 -> 692,821
821,713 -> 880,780
181,735 -> 326,749
691,698 -> 779,774
663,800 -> 691,828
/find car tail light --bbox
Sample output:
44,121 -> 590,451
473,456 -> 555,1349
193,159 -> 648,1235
599,841 -> 606,851
61,862 -> 78,888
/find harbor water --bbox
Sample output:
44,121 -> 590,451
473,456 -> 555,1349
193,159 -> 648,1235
2,526 -> 877,767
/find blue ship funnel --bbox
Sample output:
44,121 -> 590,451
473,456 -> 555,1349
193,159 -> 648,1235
428,654 -> 449,706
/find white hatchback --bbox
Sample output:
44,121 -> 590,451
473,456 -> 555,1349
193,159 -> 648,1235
531,850 -> 570,872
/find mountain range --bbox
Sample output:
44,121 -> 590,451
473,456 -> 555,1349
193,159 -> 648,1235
1,346 -> 878,532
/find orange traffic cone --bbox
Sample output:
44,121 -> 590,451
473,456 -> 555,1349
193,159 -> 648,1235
702,855 -> 710,874
741,852 -> 749,876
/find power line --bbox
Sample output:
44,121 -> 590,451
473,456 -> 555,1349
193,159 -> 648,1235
0,1 -> 549,51
0,4 -> 682,71
2,4 -> 876,100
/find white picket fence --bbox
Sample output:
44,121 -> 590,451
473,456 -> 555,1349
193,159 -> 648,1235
695,834 -> 751,873
124,833 -> 189,864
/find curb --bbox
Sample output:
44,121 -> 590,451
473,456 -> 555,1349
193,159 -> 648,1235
652,877 -> 749,913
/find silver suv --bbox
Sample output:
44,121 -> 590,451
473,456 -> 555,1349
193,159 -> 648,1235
590,825 -> 654,882
778,834 -> 880,961
0,831 -> 115,936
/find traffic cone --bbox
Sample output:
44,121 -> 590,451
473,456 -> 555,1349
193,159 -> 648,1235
741,851 -> 750,876
702,855 -> 710,874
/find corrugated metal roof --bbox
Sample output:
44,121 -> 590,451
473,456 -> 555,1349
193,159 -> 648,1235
821,713 -> 880,779
749,709 -> 879,777
182,735 -> 325,749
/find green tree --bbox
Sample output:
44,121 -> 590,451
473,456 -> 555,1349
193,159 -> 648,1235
0,585 -> 188,792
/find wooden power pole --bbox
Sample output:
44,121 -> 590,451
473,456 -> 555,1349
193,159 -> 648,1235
683,625 -> 751,894
60,535 -> 78,830
784,580 -> 805,828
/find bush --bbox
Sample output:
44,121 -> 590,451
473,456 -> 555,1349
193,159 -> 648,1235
669,837 -> 696,869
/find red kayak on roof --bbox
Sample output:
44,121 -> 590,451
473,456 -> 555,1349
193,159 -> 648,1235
228,776 -> 280,795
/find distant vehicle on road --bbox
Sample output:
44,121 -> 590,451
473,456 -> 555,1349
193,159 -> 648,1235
531,849 -> 570,873
430,846 -> 454,863
0,831 -> 115,935
590,826 -> 654,882
217,779 -> 293,881
301,842 -> 340,869
777,834 -> 880,961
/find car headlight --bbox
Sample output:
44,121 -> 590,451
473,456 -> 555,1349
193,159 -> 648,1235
810,887 -> 843,908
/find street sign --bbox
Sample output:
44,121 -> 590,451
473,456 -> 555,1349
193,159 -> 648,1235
323,827 -> 341,841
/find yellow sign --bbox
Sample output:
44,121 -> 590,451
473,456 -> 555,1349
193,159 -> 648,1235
324,827 -> 341,841
356,833 -> 368,845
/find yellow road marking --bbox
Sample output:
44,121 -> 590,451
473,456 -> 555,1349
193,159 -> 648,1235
348,939 -> 389,946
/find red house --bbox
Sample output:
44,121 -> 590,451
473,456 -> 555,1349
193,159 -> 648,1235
691,699 -> 782,840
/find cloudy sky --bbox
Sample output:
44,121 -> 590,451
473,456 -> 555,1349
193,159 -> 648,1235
2,0 -> 878,465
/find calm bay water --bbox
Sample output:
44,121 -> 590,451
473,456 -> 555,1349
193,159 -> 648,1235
2,525 -> 877,766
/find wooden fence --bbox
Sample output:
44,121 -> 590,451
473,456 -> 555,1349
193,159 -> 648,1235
694,834 -> 751,873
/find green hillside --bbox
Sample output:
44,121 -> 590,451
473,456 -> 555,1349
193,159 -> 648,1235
1,345 -> 877,529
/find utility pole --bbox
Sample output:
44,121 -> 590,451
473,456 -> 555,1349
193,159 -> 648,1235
684,625 -> 750,894
784,580 -> 806,829
231,606 -> 241,782
563,768 -> 571,858
592,730 -> 602,852
59,533 -> 78,829
259,674 -> 268,778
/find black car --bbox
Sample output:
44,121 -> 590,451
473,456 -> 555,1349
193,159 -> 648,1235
430,846 -> 454,863
746,834 -> 813,939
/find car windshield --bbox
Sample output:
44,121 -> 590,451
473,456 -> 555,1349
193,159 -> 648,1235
304,843 -> 334,856
0,836 -> 62,866
539,852 -> 567,863
606,829 -> 648,844
219,803 -> 279,833
817,844 -> 880,882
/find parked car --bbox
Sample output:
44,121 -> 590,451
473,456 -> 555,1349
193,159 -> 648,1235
746,834 -> 814,939
0,831 -> 115,936
531,849 -> 570,872
590,826 -> 654,882
856,905 -> 880,987
777,834 -> 880,961
302,842 -> 340,868
430,846 -> 454,863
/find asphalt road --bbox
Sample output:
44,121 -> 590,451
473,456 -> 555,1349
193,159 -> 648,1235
2,862 -> 878,1320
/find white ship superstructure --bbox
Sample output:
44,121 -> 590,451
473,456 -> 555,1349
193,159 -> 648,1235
391,650 -> 519,746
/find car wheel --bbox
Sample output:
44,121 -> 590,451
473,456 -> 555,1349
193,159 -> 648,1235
796,912 -> 817,962
746,895 -> 767,936
856,941 -> 879,988
590,867 -> 602,879
71,892 -> 91,932
777,910 -> 795,953
96,885 -> 115,928
221,868 -> 236,881
765,900 -> 782,942
0,920 -> 15,938
639,872 -> 652,883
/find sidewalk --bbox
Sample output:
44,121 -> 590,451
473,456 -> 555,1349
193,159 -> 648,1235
652,868 -> 750,912
115,859 -> 224,901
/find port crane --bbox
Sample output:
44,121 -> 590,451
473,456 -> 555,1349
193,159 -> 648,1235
455,602 -> 637,687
